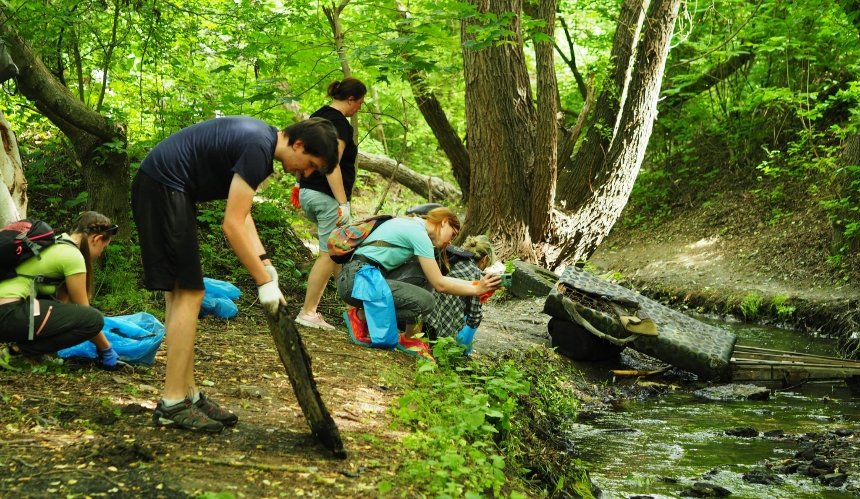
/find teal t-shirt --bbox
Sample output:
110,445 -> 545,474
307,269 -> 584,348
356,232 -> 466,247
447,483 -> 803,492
0,234 -> 85,299
355,217 -> 435,271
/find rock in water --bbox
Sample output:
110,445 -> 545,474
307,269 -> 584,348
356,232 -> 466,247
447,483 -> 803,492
693,384 -> 771,402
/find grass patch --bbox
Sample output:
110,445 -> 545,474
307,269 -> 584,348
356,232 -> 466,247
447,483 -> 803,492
739,292 -> 763,321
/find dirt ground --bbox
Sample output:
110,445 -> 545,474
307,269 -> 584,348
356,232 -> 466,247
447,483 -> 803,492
0,289 -> 559,499
588,182 -> 860,344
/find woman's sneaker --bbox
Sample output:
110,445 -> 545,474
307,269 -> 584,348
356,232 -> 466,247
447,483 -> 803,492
295,311 -> 336,331
344,307 -> 371,345
194,392 -> 239,427
396,334 -> 435,361
152,399 -> 223,433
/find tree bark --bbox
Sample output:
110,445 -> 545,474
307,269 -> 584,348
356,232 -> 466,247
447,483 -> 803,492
547,0 -> 682,268
355,151 -> 461,203
556,0 -> 649,211
0,111 -> 27,225
0,11 -> 129,228
528,0 -> 559,240
461,0 -> 540,259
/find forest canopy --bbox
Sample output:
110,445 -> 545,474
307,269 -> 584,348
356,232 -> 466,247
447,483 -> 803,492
0,0 -> 857,275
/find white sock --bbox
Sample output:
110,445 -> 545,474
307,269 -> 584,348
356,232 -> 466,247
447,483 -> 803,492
161,397 -> 185,407
191,392 -> 201,404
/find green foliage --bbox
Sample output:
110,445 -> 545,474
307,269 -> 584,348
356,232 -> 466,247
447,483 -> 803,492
92,242 -> 157,316
391,342 -> 593,497
392,338 -> 529,496
194,197 -> 310,292
740,292 -> 763,321
196,492 -> 235,499
770,294 -> 796,319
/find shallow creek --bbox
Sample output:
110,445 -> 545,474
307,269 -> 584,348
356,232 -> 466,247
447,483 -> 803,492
565,320 -> 860,498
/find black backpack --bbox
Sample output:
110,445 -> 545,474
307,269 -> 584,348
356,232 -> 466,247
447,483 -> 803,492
0,219 -> 58,280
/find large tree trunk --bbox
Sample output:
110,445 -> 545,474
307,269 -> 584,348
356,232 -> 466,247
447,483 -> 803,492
527,0 -> 559,240
461,0 -> 543,259
0,111 -> 27,225
0,11 -> 129,228
547,0 -> 682,268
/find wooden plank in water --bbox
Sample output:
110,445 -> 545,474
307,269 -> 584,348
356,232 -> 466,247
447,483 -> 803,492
266,304 -> 347,459
733,344 -> 860,366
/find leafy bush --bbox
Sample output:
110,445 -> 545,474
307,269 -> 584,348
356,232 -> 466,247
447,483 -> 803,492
195,198 -> 311,294
770,294 -> 796,320
387,341 -> 594,497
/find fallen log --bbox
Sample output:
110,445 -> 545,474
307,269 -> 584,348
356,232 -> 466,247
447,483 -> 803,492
356,151 -> 462,203
265,304 -> 346,459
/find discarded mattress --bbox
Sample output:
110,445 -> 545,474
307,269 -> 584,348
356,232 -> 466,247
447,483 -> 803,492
544,266 -> 737,380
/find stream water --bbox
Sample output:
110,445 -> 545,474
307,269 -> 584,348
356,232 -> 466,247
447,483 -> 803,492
565,320 -> 860,498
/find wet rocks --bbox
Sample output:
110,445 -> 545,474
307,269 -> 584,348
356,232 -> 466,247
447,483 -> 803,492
725,426 -> 759,438
742,467 -> 784,485
693,384 -> 771,402
773,428 -> 860,493
679,481 -> 732,497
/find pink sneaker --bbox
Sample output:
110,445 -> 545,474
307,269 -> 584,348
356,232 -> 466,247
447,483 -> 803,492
294,312 -> 336,331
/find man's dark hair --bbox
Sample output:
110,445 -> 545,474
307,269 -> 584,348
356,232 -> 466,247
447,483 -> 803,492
282,118 -> 339,174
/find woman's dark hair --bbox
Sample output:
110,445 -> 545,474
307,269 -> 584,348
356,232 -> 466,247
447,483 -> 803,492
70,211 -> 114,297
326,77 -> 367,101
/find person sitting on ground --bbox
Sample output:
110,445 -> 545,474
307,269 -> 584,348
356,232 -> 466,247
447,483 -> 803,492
424,235 -> 496,353
0,211 -> 119,370
295,77 -> 367,330
132,116 -> 339,432
337,207 -> 500,359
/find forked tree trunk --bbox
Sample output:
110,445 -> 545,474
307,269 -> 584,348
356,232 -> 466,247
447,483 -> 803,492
0,11 -> 129,228
546,0 -> 681,268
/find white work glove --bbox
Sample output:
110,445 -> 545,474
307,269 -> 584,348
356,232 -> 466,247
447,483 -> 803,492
258,280 -> 284,316
264,264 -> 278,284
336,202 -> 351,227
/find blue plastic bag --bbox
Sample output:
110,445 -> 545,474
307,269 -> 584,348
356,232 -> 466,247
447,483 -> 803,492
351,265 -> 399,348
57,312 -> 165,365
200,294 -> 239,319
199,277 -> 241,319
204,277 -> 241,300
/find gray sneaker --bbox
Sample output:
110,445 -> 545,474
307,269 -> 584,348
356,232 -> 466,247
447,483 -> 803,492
152,399 -> 223,433
194,393 -> 238,427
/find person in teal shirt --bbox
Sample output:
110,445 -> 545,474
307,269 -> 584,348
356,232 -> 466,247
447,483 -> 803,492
337,207 -> 500,359
0,211 -> 119,369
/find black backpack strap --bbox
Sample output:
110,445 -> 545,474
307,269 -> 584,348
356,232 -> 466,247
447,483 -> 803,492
16,237 -> 79,340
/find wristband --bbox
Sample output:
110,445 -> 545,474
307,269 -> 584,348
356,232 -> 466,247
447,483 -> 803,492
259,253 -> 269,261
471,280 -> 479,286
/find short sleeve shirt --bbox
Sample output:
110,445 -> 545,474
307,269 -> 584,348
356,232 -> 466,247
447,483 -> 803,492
300,106 -> 357,200
139,116 -> 278,201
354,217 -> 434,271
0,234 -> 85,298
